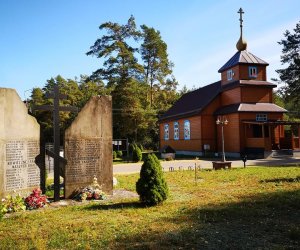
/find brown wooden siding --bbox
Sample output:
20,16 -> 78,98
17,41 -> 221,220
221,64 -> 267,85
221,65 -> 240,84
241,86 -> 272,103
239,113 -> 284,151
239,65 -> 267,81
221,87 -> 241,106
217,113 -> 240,152
201,97 -> 221,151
159,116 -> 202,152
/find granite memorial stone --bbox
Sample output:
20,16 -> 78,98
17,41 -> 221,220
64,96 -> 113,198
0,88 -> 40,198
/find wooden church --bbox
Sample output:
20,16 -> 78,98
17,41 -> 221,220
159,8 -> 300,159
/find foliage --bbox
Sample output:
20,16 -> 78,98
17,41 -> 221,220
1,194 -> 26,214
136,154 -> 169,205
30,16 -> 181,148
86,15 -> 143,85
30,75 -> 108,142
132,144 -> 142,162
275,20 -> 300,119
116,150 -> 123,158
24,188 -> 48,210
0,200 -> 5,220
112,151 -> 117,160
141,25 -> 174,107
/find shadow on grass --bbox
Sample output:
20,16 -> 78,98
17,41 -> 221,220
111,189 -> 300,249
260,176 -> 300,183
84,201 -> 146,211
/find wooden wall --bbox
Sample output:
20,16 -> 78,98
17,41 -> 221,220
159,115 -> 202,152
241,86 -> 272,103
216,113 -> 240,152
221,64 -> 267,85
221,87 -> 241,106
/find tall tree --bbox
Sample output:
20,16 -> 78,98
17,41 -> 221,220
276,21 -> 300,118
86,15 -> 143,86
140,25 -> 173,107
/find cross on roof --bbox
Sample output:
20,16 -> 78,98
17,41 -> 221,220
238,8 -> 244,32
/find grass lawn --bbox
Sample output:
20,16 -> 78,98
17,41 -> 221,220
0,166 -> 299,249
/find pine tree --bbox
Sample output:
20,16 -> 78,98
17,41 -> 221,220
276,21 -> 300,118
136,154 -> 168,205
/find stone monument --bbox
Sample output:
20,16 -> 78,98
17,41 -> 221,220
0,88 -> 40,198
64,96 -> 113,198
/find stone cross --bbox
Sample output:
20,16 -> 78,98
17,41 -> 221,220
33,84 -> 77,201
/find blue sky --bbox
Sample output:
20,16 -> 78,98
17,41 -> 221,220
0,0 -> 299,99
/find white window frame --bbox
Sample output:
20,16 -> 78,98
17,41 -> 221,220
174,122 -> 179,140
227,69 -> 233,81
249,66 -> 258,78
256,114 -> 267,121
164,124 -> 169,140
184,120 -> 191,140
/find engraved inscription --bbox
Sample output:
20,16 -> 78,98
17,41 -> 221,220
65,139 -> 103,183
5,140 -> 40,191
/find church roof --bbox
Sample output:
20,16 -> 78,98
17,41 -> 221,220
159,81 -> 221,121
218,50 -> 269,73
214,103 -> 287,115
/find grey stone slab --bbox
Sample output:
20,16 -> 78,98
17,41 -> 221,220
0,88 -> 40,198
64,96 -> 113,198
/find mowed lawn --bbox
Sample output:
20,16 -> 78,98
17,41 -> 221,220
0,167 -> 299,249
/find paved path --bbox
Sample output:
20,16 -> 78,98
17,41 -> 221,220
113,157 -> 300,174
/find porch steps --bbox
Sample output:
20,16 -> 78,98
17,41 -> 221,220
271,149 -> 293,158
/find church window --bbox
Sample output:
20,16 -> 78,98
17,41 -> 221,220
174,122 -> 179,140
256,114 -> 267,121
249,66 -> 257,78
164,124 -> 169,140
227,69 -> 233,80
184,120 -> 190,140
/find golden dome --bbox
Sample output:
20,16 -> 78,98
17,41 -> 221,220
236,35 -> 247,51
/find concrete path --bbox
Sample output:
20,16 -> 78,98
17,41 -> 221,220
113,157 -> 300,175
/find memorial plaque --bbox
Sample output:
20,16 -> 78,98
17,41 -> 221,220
64,96 -> 112,198
0,88 -> 40,198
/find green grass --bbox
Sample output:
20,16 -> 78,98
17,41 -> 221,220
0,167 -> 299,249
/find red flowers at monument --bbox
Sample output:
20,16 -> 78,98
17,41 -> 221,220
24,188 -> 48,210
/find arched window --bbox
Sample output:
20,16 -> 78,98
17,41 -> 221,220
164,124 -> 169,140
184,120 -> 190,140
174,122 -> 179,140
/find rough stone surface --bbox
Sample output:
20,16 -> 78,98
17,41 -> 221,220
64,96 -> 113,198
0,88 -> 40,198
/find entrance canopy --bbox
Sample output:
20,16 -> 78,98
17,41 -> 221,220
242,120 -> 300,126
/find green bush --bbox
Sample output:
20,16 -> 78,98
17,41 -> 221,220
132,145 -> 142,162
113,151 -> 117,160
136,154 -> 169,205
0,201 -> 5,220
116,150 -> 123,158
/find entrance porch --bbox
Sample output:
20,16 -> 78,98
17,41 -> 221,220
242,120 -> 300,158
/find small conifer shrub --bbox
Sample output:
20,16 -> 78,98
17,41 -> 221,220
136,154 -> 169,205
132,145 -> 142,162
112,151 -> 117,160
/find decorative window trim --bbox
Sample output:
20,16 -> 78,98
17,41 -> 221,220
164,124 -> 169,140
174,122 -> 179,140
227,69 -> 233,81
249,66 -> 258,78
184,120 -> 191,140
256,114 -> 267,121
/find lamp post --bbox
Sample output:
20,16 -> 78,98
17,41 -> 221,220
216,116 -> 228,162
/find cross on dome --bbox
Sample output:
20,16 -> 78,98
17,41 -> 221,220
236,8 -> 247,51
